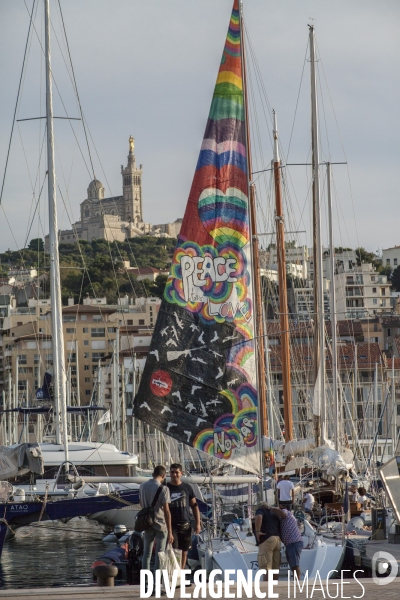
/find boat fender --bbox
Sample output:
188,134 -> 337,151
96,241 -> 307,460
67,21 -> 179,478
13,488 -> 25,503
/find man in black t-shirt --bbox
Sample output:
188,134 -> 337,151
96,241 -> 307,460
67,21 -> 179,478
167,463 -> 201,568
255,502 -> 281,581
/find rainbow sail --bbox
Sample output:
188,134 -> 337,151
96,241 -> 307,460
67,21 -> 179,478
133,0 -> 259,473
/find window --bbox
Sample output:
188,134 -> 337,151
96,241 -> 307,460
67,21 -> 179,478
127,320 -> 133,326
382,288 -> 386,296
93,315 -> 102,322
85,390 -> 91,396
387,258 -> 391,265
66,328 -> 75,334
92,352 -> 105,362
84,365 -> 90,371
26,341 -> 37,349
370,337 -> 379,343
85,377 -> 90,383
92,340 -> 106,350
46,353 -> 53,362
388,329 -> 391,337
68,353 -> 76,362
372,287 -> 377,293
108,327 -> 116,333
34,354 -> 40,364
395,258 -> 398,266
83,327 -> 89,333
373,299 -> 378,305
84,340 -> 89,346
139,319 -> 145,325
84,352 -> 89,359
371,276 -> 375,282
63,316 -> 76,322
81,315 -> 87,321
17,355 -> 27,365
91,327 -> 105,338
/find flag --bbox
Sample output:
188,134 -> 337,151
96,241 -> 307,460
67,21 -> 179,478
342,481 -> 351,521
97,410 -> 111,425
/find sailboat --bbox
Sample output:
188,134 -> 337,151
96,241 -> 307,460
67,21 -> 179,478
133,0 -> 347,580
0,0 -> 142,560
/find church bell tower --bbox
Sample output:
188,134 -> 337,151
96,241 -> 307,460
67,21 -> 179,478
121,136 -> 143,224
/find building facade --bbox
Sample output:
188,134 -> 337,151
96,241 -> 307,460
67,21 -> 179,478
45,137 -> 182,249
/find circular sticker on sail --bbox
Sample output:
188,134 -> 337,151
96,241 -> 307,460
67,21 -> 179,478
150,370 -> 172,397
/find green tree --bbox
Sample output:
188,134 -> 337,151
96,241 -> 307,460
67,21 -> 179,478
149,274 -> 168,299
28,238 -> 44,252
391,266 -> 400,292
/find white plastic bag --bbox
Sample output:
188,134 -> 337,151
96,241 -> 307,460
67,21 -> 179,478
158,545 -> 182,588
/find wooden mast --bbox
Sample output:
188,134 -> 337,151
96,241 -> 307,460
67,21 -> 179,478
272,111 -> 293,442
239,2 -> 268,441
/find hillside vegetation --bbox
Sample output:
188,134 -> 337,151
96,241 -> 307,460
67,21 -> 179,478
0,237 -> 176,304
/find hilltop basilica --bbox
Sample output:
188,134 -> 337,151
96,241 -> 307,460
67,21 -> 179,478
48,137 -> 182,248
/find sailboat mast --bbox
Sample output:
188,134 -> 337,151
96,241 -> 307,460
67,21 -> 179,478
239,1 -> 268,441
273,111 -> 293,442
309,25 -> 326,445
44,0 -> 69,461
327,162 -> 338,450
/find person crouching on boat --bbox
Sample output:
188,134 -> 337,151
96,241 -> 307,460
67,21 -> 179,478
254,502 -> 281,581
139,465 -> 173,573
268,505 -> 303,580
167,463 -> 201,569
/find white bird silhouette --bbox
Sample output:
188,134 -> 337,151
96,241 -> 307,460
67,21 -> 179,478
210,332 -> 219,343
223,334 -> 236,342
190,324 -> 200,332
200,401 -> 208,417
166,338 -> 177,347
171,325 -> 179,340
196,417 -> 206,427
216,367 -> 223,379
207,399 -> 222,406
161,405 -> 172,414
161,327 -> 169,337
191,385 -> 201,395
172,391 -> 182,403
227,377 -> 239,386
174,313 -> 184,329
184,430 -> 192,443
150,350 -> 159,361
140,402 -> 150,411
186,402 -> 196,412
166,422 -> 177,432
197,331 -> 205,344
211,350 -> 223,358
192,357 -> 207,364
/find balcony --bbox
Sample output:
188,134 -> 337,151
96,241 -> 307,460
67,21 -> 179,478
346,287 -> 363,297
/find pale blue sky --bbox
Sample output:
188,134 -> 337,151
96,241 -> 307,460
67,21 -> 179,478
0,0 -> 398,255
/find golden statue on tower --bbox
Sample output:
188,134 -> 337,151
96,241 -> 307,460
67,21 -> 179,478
129,135 -> 134,153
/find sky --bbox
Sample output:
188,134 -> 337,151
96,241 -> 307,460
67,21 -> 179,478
0,0 -> 399,257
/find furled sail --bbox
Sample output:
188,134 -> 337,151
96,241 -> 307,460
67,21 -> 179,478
133,0 -> 260,473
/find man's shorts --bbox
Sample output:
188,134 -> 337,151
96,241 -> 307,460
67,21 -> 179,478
285,540 -> 303,569
257,535 -> 281,570
279,501 -> 292,510
172,523 -> 192,552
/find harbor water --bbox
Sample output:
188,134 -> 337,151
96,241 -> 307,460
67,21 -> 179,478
0,519 -> 109,589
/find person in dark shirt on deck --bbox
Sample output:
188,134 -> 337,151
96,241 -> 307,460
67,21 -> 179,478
167,463 -> 201,569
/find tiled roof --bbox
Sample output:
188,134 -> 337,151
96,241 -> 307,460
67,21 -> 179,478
269,342 -> 383,372
128,267 -> 167,274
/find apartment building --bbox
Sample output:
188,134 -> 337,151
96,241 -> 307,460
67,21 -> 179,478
269,244 -> 308,280
292,281 -> 331,321
1,304 -> 118,403
335,263 -> 391,320
382,246 -> 400,269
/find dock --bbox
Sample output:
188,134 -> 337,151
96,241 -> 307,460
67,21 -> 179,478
0,580 -> 399,599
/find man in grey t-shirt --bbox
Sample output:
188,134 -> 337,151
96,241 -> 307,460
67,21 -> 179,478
139,465 -> 173,572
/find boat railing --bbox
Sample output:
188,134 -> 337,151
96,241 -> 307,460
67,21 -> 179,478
53,461 -> 80,492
